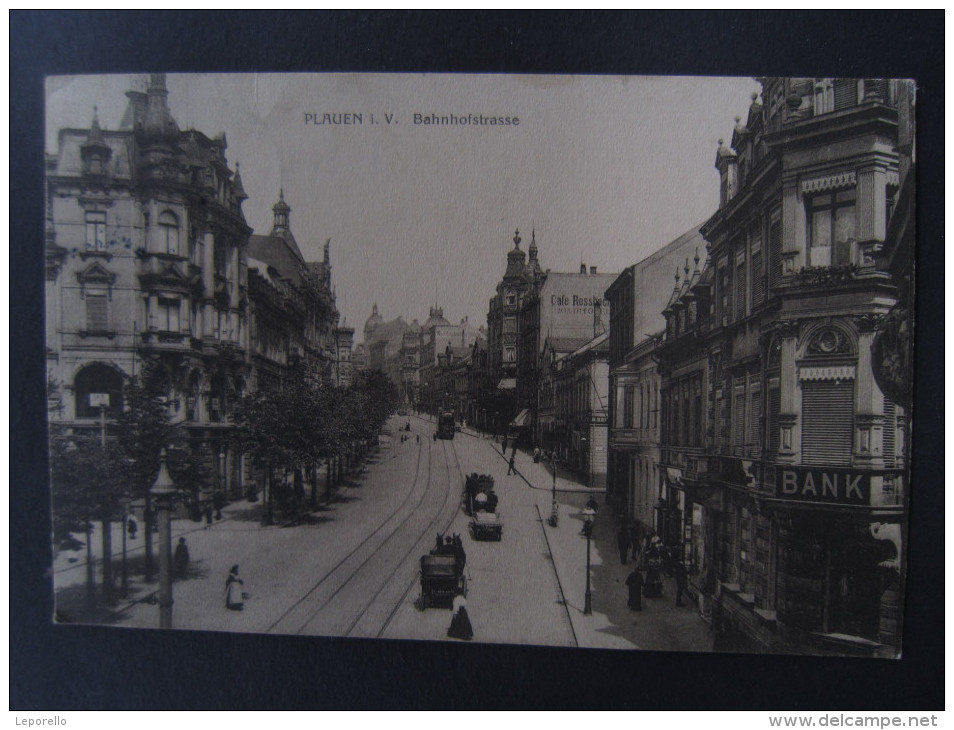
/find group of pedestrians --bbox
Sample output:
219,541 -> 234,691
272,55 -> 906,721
619,525 -> 689,612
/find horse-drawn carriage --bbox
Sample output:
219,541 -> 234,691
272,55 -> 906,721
464,473 -> 497,516
420,534 -> 467,609
471,510 -> 503,541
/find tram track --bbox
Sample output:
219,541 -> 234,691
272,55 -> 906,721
372,437 -> 466,639
264,436 -> 429,634
268,427 -> 464,638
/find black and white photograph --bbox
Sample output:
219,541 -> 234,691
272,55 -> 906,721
12,10 -> 944,714
43,71 -> 915,658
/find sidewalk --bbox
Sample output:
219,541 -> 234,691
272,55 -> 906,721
500,440 -> 714,653
52,456 -> 362,627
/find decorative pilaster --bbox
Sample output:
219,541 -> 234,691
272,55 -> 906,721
778,321 -> 799,463
781,178 -> 804,274
857,166 -> 888,244
854,330 -> 883,467
202,230 -> 215,337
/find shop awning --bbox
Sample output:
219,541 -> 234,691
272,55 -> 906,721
510,408 -> 530,428
497,378 -> 516,390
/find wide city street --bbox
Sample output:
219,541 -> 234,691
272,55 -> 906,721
54,414 -> 713,652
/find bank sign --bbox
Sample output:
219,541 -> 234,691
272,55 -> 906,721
779,467 -> 871,505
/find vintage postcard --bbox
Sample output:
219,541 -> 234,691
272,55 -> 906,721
45,72 -> 913,657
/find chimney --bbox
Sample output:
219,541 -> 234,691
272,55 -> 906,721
590,266 -> 597,274
580,263 -> 586,274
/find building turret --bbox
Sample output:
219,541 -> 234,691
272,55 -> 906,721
137,73 -> 179,146
715,138 -> 738,207
272,188 -> 291,233
504,229 -> 527,279
232,163 -> 248,203
525,228 -> 544,280
80,107 -> 112,176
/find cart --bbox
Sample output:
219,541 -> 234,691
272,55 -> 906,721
420,553 -> 467,609
471,510 -> 503,541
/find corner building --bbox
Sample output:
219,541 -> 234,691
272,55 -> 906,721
658,79 -> 909,656
46,75 -> 252,494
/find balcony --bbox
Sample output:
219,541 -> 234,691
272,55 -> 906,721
139,329 -> 192,353
659,446 -> 709,482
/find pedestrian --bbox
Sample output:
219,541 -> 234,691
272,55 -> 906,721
507,454 -> 516,475
126,516 -> 138,540
617,526 -> 630,565
501,437 -> 508,454
585,495 -> 599,513
213,491 -> 225,520
173,537 -> 190,576
675,561 -> 689,607
416,434 -> 420,443
204,503 -> 214,526
511,442 -> 517,458
225,565 -> 246,611
628,524 -> 641,563
625,568 -> 644,611
447,593 -> 474,641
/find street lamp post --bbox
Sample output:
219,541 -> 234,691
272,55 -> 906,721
120,496 -> 131,597
582,508 -> 595,615
150,449 -> 177,629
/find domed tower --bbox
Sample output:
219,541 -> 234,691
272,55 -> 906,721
135,73 -> 179,148
364,302 -> 384,342
504,229 -> 527,280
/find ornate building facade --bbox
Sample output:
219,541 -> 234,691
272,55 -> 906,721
605,226 -> 705,533
656,78 -> 908,656
46,74 -> 253,495
47,75 -> 344,501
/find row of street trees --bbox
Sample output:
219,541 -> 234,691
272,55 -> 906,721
49,364 -> 399,601
231,364 -> 398,522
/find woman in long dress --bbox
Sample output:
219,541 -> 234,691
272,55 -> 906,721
447,594 -> 473,641
225,565 -> 246,611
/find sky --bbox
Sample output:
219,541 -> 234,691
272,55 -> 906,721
46,72 -> 758,337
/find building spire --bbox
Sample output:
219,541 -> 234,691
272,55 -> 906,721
272,189 -> 291,232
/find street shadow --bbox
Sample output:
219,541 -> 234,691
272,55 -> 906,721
54,581 -> 151,626
222,506 -> 266,522
172,560 -> 212,583
282,513 -> 335,528
331,493 -> 361,504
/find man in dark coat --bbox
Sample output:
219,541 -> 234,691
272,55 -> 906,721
675,561 -> 689,607
173,537 -> 190,577
625,568 -> 644,611
507,454 -> 516,475
617,526 -> 630,564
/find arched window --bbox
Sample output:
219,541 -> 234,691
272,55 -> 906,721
74,363 -> 123,419
158,211 -> 180,255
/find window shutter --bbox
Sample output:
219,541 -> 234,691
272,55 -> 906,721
733,379 -> 746,450
748,379 -> 761,451
883,399 -> 896,468
802,380 -> 854,465
767,382 -> 780,454
833,79 -> 858,110
769,220 -> 782,289
751,249 -> 764,306
735,257 -> 746,320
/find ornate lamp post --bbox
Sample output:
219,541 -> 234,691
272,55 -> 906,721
150,449 -> 176,629
120,495 -> 131,597
582,507 -> 595,615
